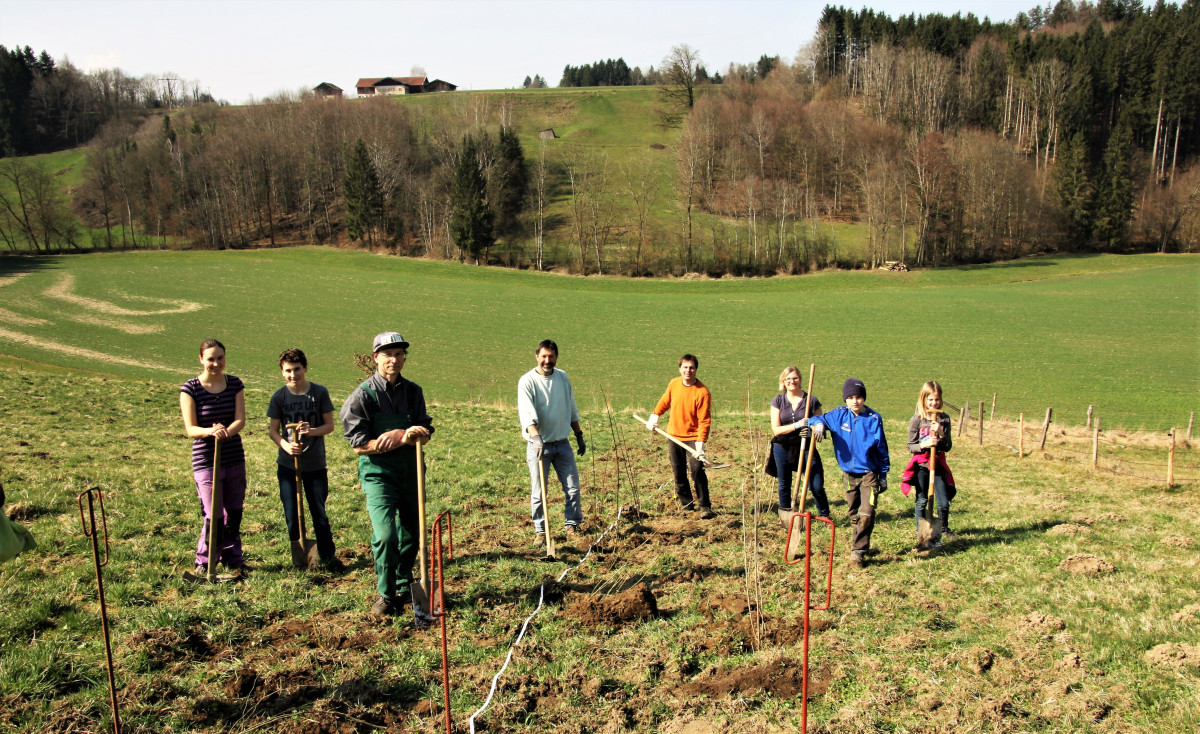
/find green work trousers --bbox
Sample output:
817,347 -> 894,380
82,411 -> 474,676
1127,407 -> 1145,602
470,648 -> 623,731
360,412 -> 419,600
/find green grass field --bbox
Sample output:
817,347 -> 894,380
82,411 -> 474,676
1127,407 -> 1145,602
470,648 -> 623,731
1,248 -> 1197,431
0,353 -> 1196,732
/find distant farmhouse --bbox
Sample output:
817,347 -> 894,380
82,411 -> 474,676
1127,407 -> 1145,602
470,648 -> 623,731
312,82 -> 343,99
355,76 -> 458,96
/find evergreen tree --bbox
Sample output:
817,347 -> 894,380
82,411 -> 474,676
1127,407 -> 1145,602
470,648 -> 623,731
449,135 -> 493,263
1053,132 -> 1095,248
1093,123 -> 1134,249
344,138 -> 383,246
492,126 -> 528,241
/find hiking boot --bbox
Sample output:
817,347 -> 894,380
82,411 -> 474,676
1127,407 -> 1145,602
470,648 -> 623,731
531,533 -> 547,548
848,550 -> 866,568
565,525 -> 578,535
371,595 -> 398,616
941,529 -> 956,540
699,507 -> 716,519
321,557 -> 346,572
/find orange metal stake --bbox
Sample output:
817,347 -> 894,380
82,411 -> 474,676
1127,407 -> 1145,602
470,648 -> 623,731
431,510 -> 454,734
77,487 -> 121,734
785,512 -> 836,731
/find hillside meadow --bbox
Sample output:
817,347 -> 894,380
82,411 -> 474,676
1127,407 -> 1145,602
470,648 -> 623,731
3,86 -> 880,262
0,248 -> 1197,431
0,352 -> 1196,732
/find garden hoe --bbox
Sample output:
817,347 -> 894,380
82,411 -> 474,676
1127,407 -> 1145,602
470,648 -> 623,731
632,414 -> 731,469
411,441 -> 433,624
787,364 -> 818,532
917,424 -> 943,550
285,423 -> 320,570
536,452 -> 556,560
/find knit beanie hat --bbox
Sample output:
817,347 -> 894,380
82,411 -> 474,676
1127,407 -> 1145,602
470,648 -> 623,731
842,378 -> 866,400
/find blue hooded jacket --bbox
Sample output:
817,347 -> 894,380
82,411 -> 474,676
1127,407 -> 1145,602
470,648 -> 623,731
811,405 -> 890,475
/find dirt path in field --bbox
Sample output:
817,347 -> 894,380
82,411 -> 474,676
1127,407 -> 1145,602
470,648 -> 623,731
0,326 -> 187,373
44,273 -> 206,315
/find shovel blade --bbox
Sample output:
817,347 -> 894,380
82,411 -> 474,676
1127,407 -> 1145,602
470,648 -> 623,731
292,538 -> 320,570
917,504 -> 941,548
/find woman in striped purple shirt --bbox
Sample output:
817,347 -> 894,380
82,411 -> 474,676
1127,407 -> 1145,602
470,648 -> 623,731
180,338 -> 248,575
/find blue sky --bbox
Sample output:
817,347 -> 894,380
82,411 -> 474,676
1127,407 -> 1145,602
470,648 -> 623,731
2,0 -> 1032,103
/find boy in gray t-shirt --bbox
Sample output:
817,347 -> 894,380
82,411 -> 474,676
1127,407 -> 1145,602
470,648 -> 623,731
267,348 -> 340,569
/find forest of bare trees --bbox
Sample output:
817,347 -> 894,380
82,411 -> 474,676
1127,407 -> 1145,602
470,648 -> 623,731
4,2 -> 1199,273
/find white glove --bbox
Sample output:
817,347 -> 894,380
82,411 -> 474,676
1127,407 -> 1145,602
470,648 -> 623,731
694,441 -> 705,459
791,417 -> 808,432
647,414 -> 659,431
811,422 -> 826,440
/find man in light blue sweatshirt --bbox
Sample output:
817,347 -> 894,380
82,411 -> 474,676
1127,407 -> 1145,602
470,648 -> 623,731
518,339 -> 587,538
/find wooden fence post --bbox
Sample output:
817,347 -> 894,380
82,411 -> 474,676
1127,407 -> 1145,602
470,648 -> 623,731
1086,405 -> 1093,429
1167,428 -> 1176,488
1019,413 -> 1024,458
958,403 -> 968,437
978,401 -> 984,445
1092,417 -> 1101,468
991,393 -> 996,422
1188,412 -> 1194,442
1038,407 -> 1053,450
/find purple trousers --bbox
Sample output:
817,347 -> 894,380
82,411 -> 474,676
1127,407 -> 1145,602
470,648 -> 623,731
193,463 -> 247,568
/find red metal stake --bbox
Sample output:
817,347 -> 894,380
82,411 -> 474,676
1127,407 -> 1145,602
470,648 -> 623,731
431,510 -> 454,734
77,487 -> 121,734
784,511 -> 836,731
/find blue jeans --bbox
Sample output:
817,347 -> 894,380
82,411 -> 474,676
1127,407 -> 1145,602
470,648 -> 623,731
911,465 -> 951,532
277,465 -> 336,561
527,439 -> 583,533
772,442 -> 829,516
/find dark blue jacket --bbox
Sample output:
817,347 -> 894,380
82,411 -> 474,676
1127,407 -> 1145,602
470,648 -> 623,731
811,406 -> 890,475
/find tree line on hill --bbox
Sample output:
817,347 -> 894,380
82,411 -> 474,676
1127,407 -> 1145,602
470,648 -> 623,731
2,2 -> 1198,271
0,45 -> 213,157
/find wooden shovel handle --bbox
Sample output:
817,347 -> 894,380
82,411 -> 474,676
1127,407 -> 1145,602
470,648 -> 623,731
798,364 -> 817,513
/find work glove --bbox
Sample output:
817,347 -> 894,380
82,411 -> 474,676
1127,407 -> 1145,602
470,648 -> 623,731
878,475 -> 888,493
647,414 -> 659,431
811,422 -> 826,440
920,436 -> 936,449
795,425 -> 812,440
529,433 -> 544,456
694,441 -> 706,461
575,432 -> 586,456
791,418 -> 808,431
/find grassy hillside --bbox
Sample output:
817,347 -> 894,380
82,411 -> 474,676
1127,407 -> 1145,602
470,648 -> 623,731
0,248 -> 1196,431
357,87 -> 875,265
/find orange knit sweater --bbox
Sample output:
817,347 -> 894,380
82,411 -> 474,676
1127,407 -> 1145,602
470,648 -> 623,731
652,377 -> 712,441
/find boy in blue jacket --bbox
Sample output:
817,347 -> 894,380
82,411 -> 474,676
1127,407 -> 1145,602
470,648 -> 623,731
809,378 -> 890,568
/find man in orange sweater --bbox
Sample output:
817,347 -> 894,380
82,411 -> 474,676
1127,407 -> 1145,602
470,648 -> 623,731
647,354 -> 715,518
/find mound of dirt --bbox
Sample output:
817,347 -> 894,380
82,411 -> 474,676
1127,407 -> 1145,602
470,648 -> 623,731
1021,612 -> 1066,634
1159,535 -> 1193,549
1170,604 -> 1200,623
1047,523 -> 1091,536
1071,513 -> 1128,525
1058,652 -> 1083,669
698,593 -> 749,619
1145,643 -> 1200,670
127,627 -> 213,668
1059,554 -> 1115,574
678,658 -> 816,699
565,583 -> 658,626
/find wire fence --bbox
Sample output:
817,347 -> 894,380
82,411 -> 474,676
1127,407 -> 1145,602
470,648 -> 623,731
947,399 -> 1199,485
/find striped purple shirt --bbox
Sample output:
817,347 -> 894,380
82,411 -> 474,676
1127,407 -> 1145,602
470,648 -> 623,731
181,375 -> 245,470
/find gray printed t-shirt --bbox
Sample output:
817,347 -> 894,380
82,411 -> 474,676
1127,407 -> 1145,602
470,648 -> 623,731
267,382 -> 335,471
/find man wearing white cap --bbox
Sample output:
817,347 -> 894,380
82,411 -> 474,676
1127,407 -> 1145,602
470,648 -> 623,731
340,332 -> 433,617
